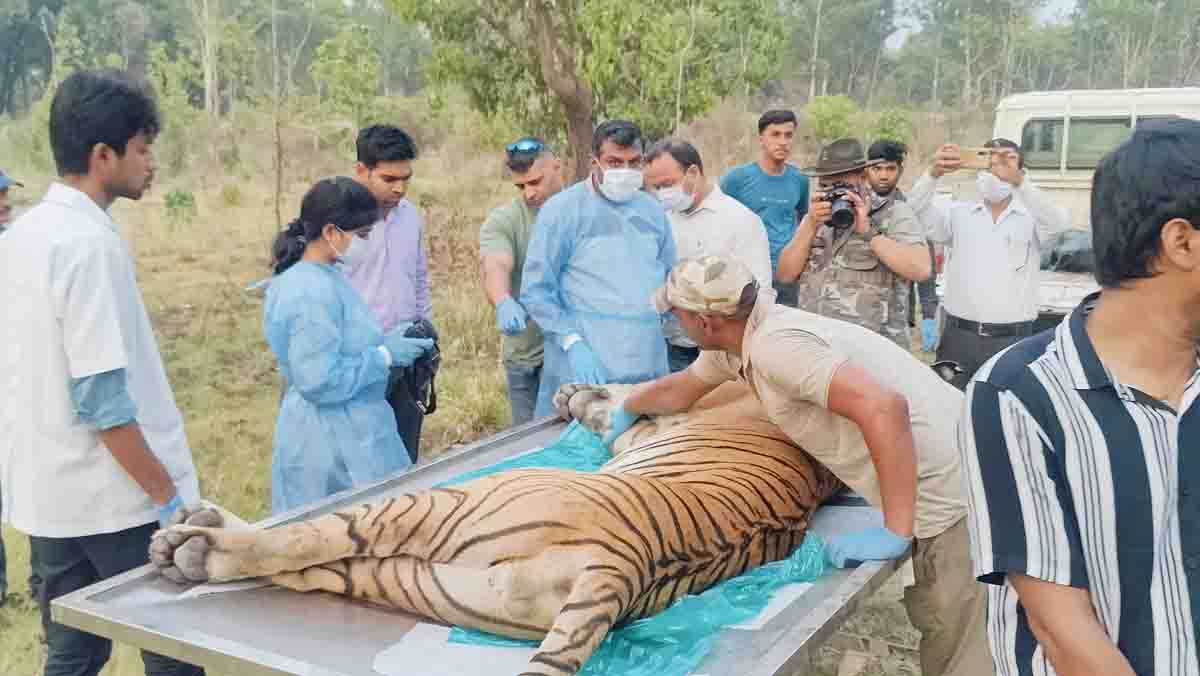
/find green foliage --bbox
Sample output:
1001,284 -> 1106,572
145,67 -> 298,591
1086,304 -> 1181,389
805,96 -> 861,142
165,189 -> 197,227
391,0 -> 785,151
869,108 -> 913,144
148,43 -> 204,174
310,24 -> 382,126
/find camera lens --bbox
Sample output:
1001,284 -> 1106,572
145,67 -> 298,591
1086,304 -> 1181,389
829,198 -> 855,228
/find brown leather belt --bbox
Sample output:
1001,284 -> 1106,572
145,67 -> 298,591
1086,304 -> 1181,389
946,314 -> 1035,338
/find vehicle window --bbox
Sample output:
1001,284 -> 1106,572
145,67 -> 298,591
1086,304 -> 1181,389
1021,118 -> 1063,169
1067,118 -> 1132,169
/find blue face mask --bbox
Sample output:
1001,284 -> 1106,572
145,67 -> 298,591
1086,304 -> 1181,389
333,227 -> 370,266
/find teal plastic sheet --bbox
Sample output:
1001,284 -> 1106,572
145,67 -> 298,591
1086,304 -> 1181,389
441,421 -> 828,676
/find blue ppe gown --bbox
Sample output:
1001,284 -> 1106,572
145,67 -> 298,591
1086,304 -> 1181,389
521,181 -> 676,418
264,261 -> 411,513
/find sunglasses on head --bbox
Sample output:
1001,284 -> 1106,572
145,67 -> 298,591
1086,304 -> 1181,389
506,138 -> 545,155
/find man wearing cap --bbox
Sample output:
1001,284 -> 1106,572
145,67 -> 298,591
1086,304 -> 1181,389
909,139 -> 1070,389
643,137 -> 772,372
775,138 -> 931,350
479,138 -> 564,426
0,168 -> 22,232
583,255 -> 988,676
0,167 -> 20,605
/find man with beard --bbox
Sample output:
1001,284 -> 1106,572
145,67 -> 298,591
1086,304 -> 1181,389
479,138 -> 564,425
866,140 -> 942,352
775,138 -> 932,349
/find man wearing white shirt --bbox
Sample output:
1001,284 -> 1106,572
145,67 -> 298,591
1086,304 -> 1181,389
909,138 -> 1070,389
644,138 -> 773,371
0,70 -> 204,676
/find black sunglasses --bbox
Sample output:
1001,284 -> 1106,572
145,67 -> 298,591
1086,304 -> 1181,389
506,138 -> 545,155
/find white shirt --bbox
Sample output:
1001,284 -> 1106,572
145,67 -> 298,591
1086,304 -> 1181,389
0,183 -> 200,537
910,172 -> 1070,323
665,185 -> 773,347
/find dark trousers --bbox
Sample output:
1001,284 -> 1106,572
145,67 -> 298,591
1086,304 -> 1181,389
30,523 -> 205,676
386,366 -> 425,463
504,364 -> 541,427
936,319 -> 1031,390
667,343 -> 701,374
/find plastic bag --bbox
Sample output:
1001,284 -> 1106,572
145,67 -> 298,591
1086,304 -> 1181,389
442,422 -> 828,675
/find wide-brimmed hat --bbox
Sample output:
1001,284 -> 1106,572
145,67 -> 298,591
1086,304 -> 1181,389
801,138 -> 882,177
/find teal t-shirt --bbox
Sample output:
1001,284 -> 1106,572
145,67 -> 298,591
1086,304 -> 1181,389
720,162 -> 810,270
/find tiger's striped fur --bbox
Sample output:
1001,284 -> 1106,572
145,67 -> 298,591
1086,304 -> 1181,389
154,381 -> 842,676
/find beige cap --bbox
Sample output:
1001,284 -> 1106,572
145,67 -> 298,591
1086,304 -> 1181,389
652,255 -> 757,316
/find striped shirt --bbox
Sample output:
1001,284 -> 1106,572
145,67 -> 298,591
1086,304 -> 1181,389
959,293 -> 1200,676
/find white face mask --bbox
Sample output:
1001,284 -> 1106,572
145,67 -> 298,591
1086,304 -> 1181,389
598,168 -> 644,203
332,228 -> 370,266
976,172 -> 1013,204
657,184 -> 693,213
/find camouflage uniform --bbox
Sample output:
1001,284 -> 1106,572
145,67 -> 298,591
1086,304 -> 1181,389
796,196 -> 925,349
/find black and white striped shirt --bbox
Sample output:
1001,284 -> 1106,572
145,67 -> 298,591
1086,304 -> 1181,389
959,294 -> 1200,676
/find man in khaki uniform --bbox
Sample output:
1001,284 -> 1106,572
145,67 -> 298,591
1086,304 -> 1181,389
776,138 -> 931,349
600,256 -> 989,676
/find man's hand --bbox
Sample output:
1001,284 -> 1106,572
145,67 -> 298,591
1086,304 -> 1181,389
930,144 -> 963,178
846,190 -> 871,235
1009,573 -> 1136,676
806,189 -> 833,229
991,148 -> 1023,186
566,341 -> 607,385
602,405 -> 639,447
157,494 -> 185,529
495,296 -> 529,336
826,526 -> 912,567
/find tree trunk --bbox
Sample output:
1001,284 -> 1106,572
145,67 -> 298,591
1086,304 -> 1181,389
527,0 -> 595,181
197,0 -> 220,119
809,0 -> 824,101
272,0 -> 283,232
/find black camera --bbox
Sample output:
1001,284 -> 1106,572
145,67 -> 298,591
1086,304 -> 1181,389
823,182 -> 857,229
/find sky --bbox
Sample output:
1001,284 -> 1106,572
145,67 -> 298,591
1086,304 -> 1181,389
886,0 -> 1078,48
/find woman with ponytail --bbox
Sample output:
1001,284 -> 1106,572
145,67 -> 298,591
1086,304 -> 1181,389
265,177 -> 434,513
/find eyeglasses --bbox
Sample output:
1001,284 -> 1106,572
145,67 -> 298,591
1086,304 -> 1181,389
506,138 -> 545,155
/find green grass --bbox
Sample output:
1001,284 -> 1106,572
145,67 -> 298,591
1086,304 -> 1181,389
0,106 -> 923,676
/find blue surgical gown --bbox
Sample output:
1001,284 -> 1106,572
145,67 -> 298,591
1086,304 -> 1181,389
521,181 -> 676,417
264,261 -> 411,513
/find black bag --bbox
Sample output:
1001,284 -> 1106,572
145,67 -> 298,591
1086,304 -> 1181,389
385,319 -> 441,463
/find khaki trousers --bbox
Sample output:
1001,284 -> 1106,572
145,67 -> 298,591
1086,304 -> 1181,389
902,517 -> 992,676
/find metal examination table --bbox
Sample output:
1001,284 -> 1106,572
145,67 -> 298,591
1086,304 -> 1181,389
53,419 -> 901,676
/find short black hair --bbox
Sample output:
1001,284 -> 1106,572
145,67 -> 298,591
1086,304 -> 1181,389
645,137 -> 704,174
1090,116 -> 1200,288
985,137 -> 1024,169
49,69 -> 161,177
758,110 -> 797,134
356,124 -> 417,168
868,139 -> 907,164
592,120 -> 643,156
505,138 -> 552,174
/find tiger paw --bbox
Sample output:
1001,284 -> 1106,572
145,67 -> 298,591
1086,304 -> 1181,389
150,507 -> 223,584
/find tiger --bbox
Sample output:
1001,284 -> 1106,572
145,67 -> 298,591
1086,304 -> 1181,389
151,381 -> 843,676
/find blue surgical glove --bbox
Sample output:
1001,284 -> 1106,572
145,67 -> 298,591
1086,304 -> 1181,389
495,297 -> 528,337
602,405 -> 639,447
383,334 -> 435,368
921,318 -> 938,353
157,494 -> 184,529
566,341 -> 607,385
825,526 -> 911,568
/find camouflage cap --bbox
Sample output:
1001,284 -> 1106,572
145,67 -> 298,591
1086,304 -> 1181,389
652,255 -> 757,316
